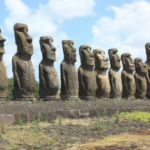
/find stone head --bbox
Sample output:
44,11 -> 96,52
121,53 -> 135,72
40,36 -> 56,61
93,49 -> 109,69
62,40 -> 76,63
14,23 -> 33,56
108,48 -> 121,69
0,29 -> 6,61
79,45 -> 95,66
145,42 -> 150,56
134,58 -> 147,73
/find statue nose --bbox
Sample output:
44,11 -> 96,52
105,58 -> 108,61
26,35 -> 32,43
52,47 -> 56,52
0,35 -> 6,43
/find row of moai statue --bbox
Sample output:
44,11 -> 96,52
0,23 -> 150,100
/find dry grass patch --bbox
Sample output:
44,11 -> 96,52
0,122 -> 58,150
65,129 -> 150,150
53,117 -> 94,126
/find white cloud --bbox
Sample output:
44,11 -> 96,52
39,0 -> 95,20
2,0 -> 95,79
91,0 -> 150,62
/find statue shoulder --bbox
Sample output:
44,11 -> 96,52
108,68 -> 113,75
12,54 -> 19,62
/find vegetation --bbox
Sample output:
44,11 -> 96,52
58,116 -> 63,126
15,114 -> 23,126
7,78 -> 14,100
113,111 -> 150,122
7,78 -> 40,100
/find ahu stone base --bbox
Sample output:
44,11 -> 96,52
0,99 -> 150,125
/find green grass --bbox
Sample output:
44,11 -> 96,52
113,111 -> 150,122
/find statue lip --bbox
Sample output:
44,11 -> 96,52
51,48 -> 56,52
130,64 -> 134,66
90,54 -> 94,58
103,59 -> 108,62
0,43 -> 4,47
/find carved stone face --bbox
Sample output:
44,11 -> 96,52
0,29 -> 6,57
134,58 -> 147,73
145,42 -> 150,56
14,23 -> 33,55
40,36 -> 56,61
93,49 -> 109,69
79,45 -> 95,66
108,48 -> 121,69
0,53 -> 3,61
62,40 -> 76,63
121,53 -> 135,71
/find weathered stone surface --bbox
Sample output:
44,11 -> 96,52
78,45 -> 97,100
121,53 -> 136,99
12,23 -> 36,99
93,49 -> 110,98
0,29 -> 8,98
145,42 -> 150,99
39,36 -> 59,100
134,58 -> 147,99
0,114 -> 15,126
108,48 -> 122,98
60,40 -> 78,100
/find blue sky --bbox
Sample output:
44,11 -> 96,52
1,0 -> 150,81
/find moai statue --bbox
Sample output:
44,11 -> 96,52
12,23 -> 36,100
93,49 -> 110,98
78,45 -> 97,100
0,29 -> 8,99
121,53 -> 136,99
60,40 -> 78,100
134,58 -> 147,99
39,36 -> 59,100
108,48 -> 122,98
145,43 -> 150,99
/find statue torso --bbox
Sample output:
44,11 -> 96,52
109,69 -> 122,98
39,61 -> 59,96
78,67 -> 97,96
61,61 -> 78,96
122,70 -> 136,97
134,73 -> 147,97
0,60 -> 7,97
94,69 -> 110,98
13,54 -> 36,97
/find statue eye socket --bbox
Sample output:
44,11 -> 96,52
17,28 -> 24,32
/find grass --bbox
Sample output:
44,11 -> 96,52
113,111 -> 150,122
0,122 -> 58,149
58,116 -> 63,126
15,114 -> 23,126
0,111 -> 150,149
65,129 -> 150,150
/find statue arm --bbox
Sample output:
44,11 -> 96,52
145,69 -> 150,85
78,68 -> 85,94
12,57 -> 21,89
39,64 -> 46,89
134,74 -> 142,95
61,63 -> 67,91
121,72 -> 129,91
109,71 -> 115,93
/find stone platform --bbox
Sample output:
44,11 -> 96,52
0,99 -> 150,125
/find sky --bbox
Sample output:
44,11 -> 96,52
1,0 -> 150,81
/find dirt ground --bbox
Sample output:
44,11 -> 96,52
0,115 -> 150,150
